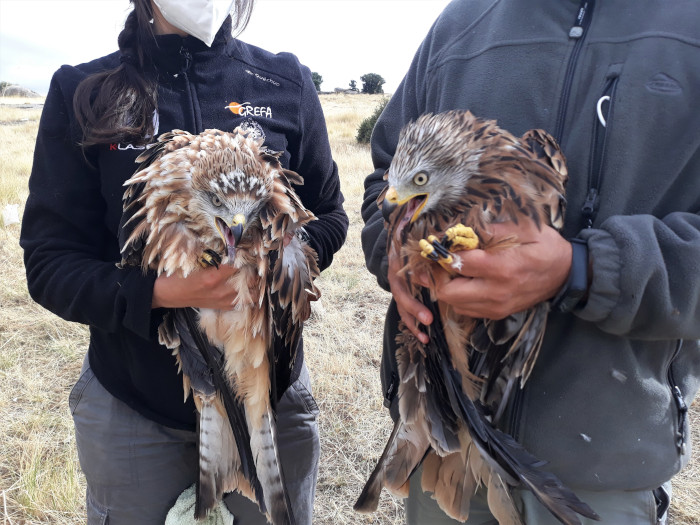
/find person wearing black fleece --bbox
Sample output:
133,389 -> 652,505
20,1 -> 348,523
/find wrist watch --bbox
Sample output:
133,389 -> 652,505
552,238 -> 589,313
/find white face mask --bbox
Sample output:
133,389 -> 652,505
153,0 -> 236,46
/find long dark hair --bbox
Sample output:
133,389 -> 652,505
74,0 -> 254,147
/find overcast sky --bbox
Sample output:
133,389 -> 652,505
0,0 -> 451,95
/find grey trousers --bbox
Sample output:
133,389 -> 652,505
405,464 -> 671,525
69,356 -> 320,525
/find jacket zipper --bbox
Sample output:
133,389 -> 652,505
667,340 -> 688,454
583,72 -> 618,228
554,0 -> 596,143
178,45 -> 203,134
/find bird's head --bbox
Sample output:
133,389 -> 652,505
192,163 -> 273,262
182,128 -> 279,262
381,111 -> 483,229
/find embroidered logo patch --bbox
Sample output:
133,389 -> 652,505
225,101 -> 273,118
109,143 -> 146,151
108,111 -> 159,151
646,73 -> 682,95
245,69 -> 280,87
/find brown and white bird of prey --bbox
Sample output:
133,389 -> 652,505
119,126 -> 320,525
354,110 -> 599,524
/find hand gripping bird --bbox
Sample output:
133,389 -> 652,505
354,110 -> 599,524
119,125 -> 320,525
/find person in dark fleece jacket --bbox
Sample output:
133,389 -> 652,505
361,1 -> 700,524
20,1 -> 347,523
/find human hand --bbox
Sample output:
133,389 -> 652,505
152,264 -> 240,310
416,221 -> 572,320
387,248 -> 433,344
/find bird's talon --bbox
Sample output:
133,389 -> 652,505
419,239 -> 440,261
199,249 -> 222,269
420,225 -> 477,271
444,224 -> 480,251
419,238 -> 455,270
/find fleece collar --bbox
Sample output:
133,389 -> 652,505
146,16 -> 233,74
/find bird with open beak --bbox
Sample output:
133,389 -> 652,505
355,110 -> 599,525
119,126 -> 320,524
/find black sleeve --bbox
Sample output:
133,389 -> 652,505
20,69 -> 158,339
286,65 -> 348,272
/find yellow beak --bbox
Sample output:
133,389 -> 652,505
215,213 -> 246,247
383,186 -> 428,223
385,186 -> 399,204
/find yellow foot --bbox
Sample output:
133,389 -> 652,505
419,224 -> 480,271
444,224 -> 480,251
199,249 -> 222,269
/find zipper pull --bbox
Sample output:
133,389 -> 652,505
581,188 -> 599,228
596,95 -> 611,127
570,0 -> 595,38
672,386 -> 688,454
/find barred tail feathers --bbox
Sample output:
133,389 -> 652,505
195,393 -> 251,519
248,405 -> 295,525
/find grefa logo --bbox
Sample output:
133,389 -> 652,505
226,101 -> 273,118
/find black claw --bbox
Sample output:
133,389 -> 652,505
431,239 -> 452,260
201,249 -> 222,268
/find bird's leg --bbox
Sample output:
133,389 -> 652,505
419,224 -> 479,271
199,249 -> 222,269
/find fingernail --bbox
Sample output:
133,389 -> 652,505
418,312 -> 430,324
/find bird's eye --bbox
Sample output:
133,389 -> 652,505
413,172 -> 429,186
211,195 -> 223,207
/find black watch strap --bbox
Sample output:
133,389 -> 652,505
552,238 -> 589,313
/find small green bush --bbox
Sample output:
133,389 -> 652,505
311,72 -> 323,92
356,98 -> 389,144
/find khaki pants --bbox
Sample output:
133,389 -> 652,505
69,356 -> 320,524
405,464 -> 670,525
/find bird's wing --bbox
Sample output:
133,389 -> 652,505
423,289 -> 599,525
161,309 -> 264,517
258,158 -> 319,403
119,130 -> 206,276
121,129 -> 194,229
268,233 -> 320,403
464,127 -> 568,417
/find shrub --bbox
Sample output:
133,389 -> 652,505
356,98 -> 389,144
311,72 -> 323,92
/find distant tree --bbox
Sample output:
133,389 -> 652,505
360,73 -> 385,95
0,81 -> 11,94
311,72 -> 323,92
349,80 -> 357,91
356,98 -> 389,144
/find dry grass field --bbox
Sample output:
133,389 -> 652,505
1,93 -> 698,524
